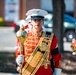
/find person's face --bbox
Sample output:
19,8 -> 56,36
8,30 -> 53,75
31,18 -> 44,30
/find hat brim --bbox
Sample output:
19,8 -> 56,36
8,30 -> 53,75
31,16 -> 44,19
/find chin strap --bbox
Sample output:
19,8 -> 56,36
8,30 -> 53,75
53,68 -> 62,75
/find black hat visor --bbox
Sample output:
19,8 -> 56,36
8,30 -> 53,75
31,16 -> 44,20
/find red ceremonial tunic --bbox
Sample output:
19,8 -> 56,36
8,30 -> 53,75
16,32 -> 62,75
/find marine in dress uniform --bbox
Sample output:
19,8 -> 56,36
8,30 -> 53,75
15,9 -> 62,75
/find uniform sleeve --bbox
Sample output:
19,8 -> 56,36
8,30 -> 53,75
50,35 -> 62,68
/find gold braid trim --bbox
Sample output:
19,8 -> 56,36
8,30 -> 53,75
22,37 -> 44,75
22,33 -> 54,75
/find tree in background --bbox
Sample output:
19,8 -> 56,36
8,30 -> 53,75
52,0 -> 65,52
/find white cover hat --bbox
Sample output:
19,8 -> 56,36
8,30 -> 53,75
25,9 -> 48,21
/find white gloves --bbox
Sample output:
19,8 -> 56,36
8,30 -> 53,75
16,55 -> 24,66
53,68 -> 62,75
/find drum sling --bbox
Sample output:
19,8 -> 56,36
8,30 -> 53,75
22,33 -> 54,75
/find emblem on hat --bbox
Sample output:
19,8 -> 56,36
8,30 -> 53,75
36,9 -> 40,13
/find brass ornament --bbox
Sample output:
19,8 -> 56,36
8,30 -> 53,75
16,25 -> 28,75
16,25 -> 28,44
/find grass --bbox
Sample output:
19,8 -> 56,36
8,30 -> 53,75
0,52 -> 18,73
0,51 -> 76,75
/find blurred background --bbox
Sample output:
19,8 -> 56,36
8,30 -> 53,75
0,0 -> 76,75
